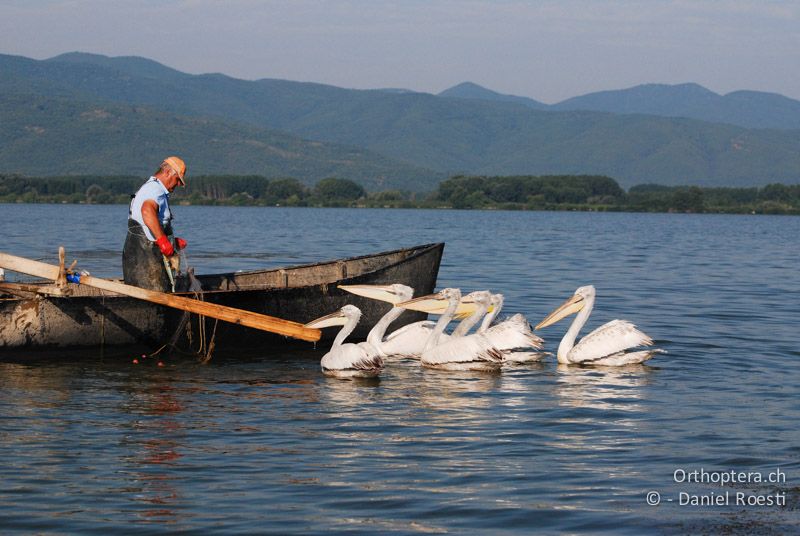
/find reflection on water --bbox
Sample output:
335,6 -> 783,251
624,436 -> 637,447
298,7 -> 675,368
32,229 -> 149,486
553,365 -> 651,412
121,381 -> 186,523
547,366 -> 650,481
1,206 -> 799,534
414,369 -> 503,411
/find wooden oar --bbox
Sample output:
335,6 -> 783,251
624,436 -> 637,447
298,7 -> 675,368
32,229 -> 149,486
0,251 -> 321,342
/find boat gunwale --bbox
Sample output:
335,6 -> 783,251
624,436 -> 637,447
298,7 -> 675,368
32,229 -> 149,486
197,242 -> 443,280
0,243 -> 444,300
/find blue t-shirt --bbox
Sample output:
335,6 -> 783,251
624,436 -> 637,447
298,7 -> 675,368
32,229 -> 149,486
129,177 -> 172,241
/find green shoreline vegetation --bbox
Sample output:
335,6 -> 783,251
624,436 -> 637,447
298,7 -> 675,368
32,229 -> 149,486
1,174 -> 798,215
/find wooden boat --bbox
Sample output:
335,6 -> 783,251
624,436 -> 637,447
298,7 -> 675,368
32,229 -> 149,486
0,243 -> 444,355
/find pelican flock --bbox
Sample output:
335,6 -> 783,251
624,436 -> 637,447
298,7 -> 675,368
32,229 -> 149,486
339,283 -> 446,358
404,288 -> 503,371
307,281 -> 664,379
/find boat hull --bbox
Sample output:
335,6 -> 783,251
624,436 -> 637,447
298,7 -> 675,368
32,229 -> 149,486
0,243 -> 444,356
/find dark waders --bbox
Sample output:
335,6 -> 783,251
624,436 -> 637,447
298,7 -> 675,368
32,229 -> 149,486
122,219 -> 173,292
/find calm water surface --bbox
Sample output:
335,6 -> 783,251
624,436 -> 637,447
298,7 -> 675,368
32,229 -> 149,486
1,204 -> 799,534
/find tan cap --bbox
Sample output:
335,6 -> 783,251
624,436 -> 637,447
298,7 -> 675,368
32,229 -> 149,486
162,156 -> 187,185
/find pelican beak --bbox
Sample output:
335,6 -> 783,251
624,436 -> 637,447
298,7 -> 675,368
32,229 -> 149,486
395,292 -> 444,313
535,293 -> 585,330
395,290 -> 446,312
396,292 -> 487,316
305,309 -> 348,329
338,284 -> 405,304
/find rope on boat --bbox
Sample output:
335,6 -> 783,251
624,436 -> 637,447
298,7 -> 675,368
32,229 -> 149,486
161,249 -> 219,364
41,249 -> 220,365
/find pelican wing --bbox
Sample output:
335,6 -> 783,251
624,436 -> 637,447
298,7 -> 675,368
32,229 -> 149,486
350,354 -> 385,371
501,351 -> 550,363
484,313 -> 544,351
381,320 -> 450,356
588,349 -> 665,366
384,320 -> 436,342
421,334 -> 503,366
321,343 -> 384,373
570,319 -> 654,364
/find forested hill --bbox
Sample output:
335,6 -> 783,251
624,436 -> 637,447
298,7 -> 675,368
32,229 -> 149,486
1,52 -> 800,189
0,93 -> 442,191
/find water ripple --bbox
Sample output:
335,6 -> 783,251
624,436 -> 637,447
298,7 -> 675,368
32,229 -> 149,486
1,206 -> 799,533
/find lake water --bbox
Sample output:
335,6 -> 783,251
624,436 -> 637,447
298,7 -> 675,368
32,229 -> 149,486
1,203 -> 798,534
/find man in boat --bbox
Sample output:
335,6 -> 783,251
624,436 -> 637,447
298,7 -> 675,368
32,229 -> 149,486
123,156 -> 188,292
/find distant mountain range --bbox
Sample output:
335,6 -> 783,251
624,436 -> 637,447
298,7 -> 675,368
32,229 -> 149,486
440,81 -> 800,130
439,82 -> 550,110
1,52 -> 798,190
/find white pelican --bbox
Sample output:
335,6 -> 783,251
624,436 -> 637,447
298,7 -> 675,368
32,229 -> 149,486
339,283 -> 477,358
406,291 -> 546,363
450,290 -> 493,337
478,294 -> 546,362
535,285 -> 665,366
399,288 -> 503,371
305,304 -> 384,378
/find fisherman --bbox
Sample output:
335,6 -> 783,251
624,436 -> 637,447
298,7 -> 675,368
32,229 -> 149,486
123,156 -> 188,292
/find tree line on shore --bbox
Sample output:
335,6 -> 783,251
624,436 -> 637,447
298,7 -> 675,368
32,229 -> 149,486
1,173 -> 798,215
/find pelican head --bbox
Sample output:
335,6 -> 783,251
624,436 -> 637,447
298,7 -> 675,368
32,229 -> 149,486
396,287 -> 486,318
396,287 -> 465,313
535,285 -> 596,330
305,304 -> 362,329
450,290 -> 493,321
338,283 -> 414,304
490,293 -> 504,309
464,290 -> 493,308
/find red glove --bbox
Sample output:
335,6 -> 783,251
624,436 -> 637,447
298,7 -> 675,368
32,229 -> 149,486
155,235 -> 174,256
175,237 -> 187,250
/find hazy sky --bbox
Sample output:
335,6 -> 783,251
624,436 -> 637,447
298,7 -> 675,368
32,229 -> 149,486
1,0 -> 798,103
